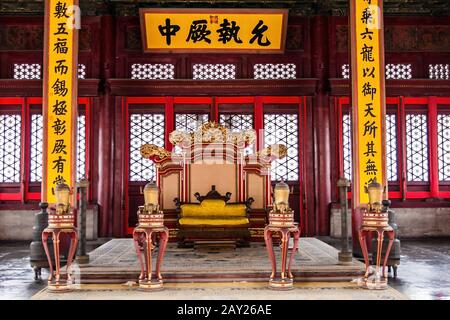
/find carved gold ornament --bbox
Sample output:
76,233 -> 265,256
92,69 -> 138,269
140,144 -> 171,161
169,131 -> 191,145
169,121 -> 256,146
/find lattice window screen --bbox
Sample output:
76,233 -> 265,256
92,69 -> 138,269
0,115 -> 22,182
438,114 -> 450,181
342,113 -> 352,180
386,114 -> 398,181
343,63 -> 413,79
131,64 -> 175,80
406,114 -> 429,182
78,64 -> 86,79
193,64 -> 236,80
342,64 -> 350,79
175,114 -> 209,132
219,114 -> 253,132
13,64 -> 41,79
264,114 -> 299,181
253,63 -> 296,79
30,115 -> 43,182
13,63 -> 86,80
129,113 -> 165,182
385,64 -> 412,79
429,64 -> 449,80
219,114 -> 254,155
77,115 -> 86,180
29,114 -> 87,182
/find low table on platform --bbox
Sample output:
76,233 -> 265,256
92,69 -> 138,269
264,222 -> 300,290
42,224 -> 78,292
359,224 -> 394,289
132,225 -> 169,290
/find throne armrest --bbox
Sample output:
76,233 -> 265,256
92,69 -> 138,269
244,197 -> 254,218
174,197 -> 181,209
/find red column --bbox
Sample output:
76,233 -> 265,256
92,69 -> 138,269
98,14 -> 116,237
254,96 -> 263,150
428,96 -> 439,199
165,97 -> 174,151
311,16 -> 331,235
20,98 -> 28,203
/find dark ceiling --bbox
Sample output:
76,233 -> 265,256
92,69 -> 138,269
0,0 -> 449,16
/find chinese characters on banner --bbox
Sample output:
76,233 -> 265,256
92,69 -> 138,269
139,9 -> 288,53
350,0 -> 387,205
43,0 -> 78,203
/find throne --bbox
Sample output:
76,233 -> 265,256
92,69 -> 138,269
174,185 -> 254,247
140,121 -> 286,247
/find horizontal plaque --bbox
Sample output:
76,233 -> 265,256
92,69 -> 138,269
139,8 -> 288,53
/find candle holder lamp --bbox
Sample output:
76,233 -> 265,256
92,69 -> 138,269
264,181 -> 300,290
41,182 -> 78,292
358,178 -> 394,290
133,182 -> 169,291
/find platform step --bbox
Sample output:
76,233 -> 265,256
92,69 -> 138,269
194,240 -> 237,251
74,238 -> 365,284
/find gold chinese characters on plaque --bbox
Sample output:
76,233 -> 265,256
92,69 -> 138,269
43,0 -> 79,203
139,8 -> 288,53
350,0 -> 387,206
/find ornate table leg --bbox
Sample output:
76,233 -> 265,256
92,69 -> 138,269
145,231 -> 153,281
53,230 -> 61,285
382,230 -> 395,279
280,229 -> 289,280
133,230 -> 145,280
41,231 -> 53,282
373,229 -> 388,289
264,227 -> 276,280
155,228 -> 169,281
376,230 -> 384,270
287,229 -> 300,279
66,230 -> 78,283
358,229 -> 371,278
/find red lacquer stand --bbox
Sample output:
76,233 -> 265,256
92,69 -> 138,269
41,209 -> 78,292
264,223 -> 300,290
133,225 -> 169,290
358,224 -> 394,289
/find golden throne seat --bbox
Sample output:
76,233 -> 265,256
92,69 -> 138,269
175,186 -> 253,247
179,199 -> 249,226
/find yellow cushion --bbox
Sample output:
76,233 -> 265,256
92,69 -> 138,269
180,199 -> 246,218
179,217 -> 249,226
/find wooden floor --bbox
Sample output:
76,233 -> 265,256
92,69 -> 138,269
72,238 -> 365,283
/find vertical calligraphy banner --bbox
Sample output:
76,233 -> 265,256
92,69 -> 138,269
350,0 -> 387,208
43,0 -> 79,204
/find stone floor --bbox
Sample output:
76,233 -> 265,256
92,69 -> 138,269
32,282 -> 408,300
1,238 -> 449,300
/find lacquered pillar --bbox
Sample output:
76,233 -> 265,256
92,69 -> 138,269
311,15 -> 331,235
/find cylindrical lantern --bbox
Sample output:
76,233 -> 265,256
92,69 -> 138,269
274,180 -> 290,204
144,182 -> 159,206
55,182 -> 70,213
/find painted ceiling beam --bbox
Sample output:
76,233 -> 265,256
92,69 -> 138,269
0,0 -> 448,16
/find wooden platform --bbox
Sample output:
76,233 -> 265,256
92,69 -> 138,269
71,238 -> 365,284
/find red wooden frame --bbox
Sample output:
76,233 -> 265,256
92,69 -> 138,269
336,95 -> 450,201
0,97 -> 92,202
123,95 -> 307,235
